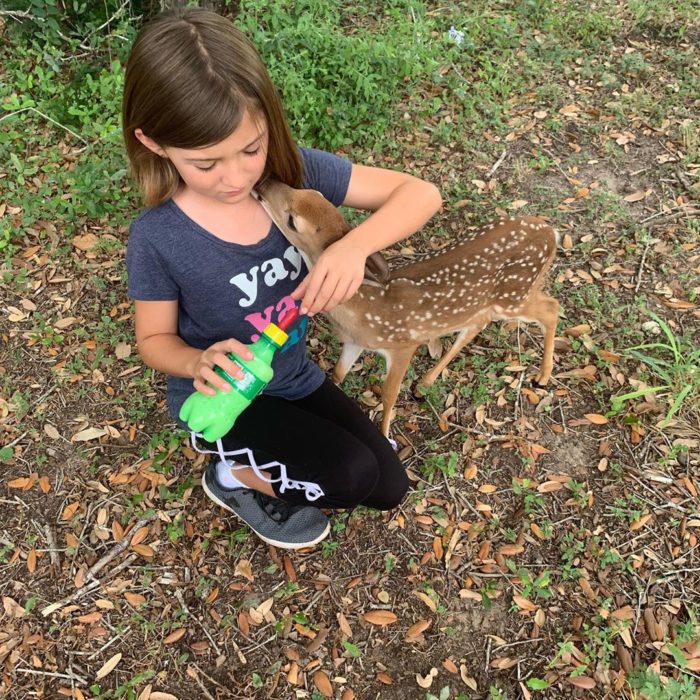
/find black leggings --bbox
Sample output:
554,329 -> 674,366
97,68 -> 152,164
207,379 -> 408,511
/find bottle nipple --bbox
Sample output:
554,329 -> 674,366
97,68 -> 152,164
277,307 -> 300,331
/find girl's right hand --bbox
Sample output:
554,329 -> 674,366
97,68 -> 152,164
190,339 -> 254,396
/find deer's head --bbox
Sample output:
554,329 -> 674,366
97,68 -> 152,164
255,180 -> 390,287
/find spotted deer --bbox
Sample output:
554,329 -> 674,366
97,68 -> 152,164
255,181 -> 560,436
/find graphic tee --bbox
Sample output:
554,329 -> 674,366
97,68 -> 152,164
126,147 -> 352,418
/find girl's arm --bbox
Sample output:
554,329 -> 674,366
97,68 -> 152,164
292,164 -> 441,316
134,300 -> 252,395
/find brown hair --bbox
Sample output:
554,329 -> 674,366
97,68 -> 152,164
122,8 -> 303,207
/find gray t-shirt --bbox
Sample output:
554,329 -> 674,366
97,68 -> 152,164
126,147 -> 352,418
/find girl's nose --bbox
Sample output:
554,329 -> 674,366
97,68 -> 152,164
221,162 -> 244,187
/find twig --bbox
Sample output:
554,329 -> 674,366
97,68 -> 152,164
190,664 -> 240,698
79,0 -> 130,42
188,667 -> 217,700
492,637 -> 542,651
41,553 -> 138,616
635,242 -> 651,293
85,511 -> 158,583
174,589 -> 222,655
41,580 -> 100,617
15,667 -> 87,685
0,107 -> 90,145
0,8 -> 34,20
486,148 -> 508,178
87,626 -> 132,661
640,204 -> 698,225
4,431 -> 28,449
43,522 -> 60,569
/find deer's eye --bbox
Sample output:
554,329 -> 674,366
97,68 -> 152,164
287,214 -> 297,232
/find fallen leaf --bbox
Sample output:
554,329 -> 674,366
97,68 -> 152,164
405,619 -> 431,641
115,342 -> 132,360
362,610 -> 397,626
95,653 -> 122,680
130,526 -> 150,546
62,502 -> 81,520
3,596 -> 26,618
124,592 -> 147,607
44,424 -> 61,439
337,612 -> 353,638
623,190 -> 648,202
584,413 -> 609,425
234,559 -> 254,582
443,658 -> 458,673
414,591 -> 438,612
313,670 -> 333,698
73,233 -> 99,251
7,476 -> 32,489
53,316 -> 77,331
568,676 -> 596,689
78,611 -> 102,624
498,544 -> 524,556
630,514 -> 653,531
416,668 -> 438,689
537,481 -> 563,493
564,323 -> 592,337
131,543 -> 155,558
513,595 -> 537,611
72,427 -> 107,442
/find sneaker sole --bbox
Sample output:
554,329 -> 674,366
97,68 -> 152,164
201,473 -> 330,550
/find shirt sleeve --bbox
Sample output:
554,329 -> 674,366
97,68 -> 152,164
126,219 -> 179,301
300,147 -> 352,207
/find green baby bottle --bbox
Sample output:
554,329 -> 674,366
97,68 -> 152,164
179,308 -> 299,442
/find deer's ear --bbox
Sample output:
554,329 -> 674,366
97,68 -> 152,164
363,251 -> 390,286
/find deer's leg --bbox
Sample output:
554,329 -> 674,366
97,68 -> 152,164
514,292 -> 560,385
333,342 -> 364,383
421,322 -> 487,387
378,345 -> 418,436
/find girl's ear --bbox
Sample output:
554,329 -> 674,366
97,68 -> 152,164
134,128 -> 167,157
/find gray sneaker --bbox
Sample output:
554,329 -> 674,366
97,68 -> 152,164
202,462 -> 330,549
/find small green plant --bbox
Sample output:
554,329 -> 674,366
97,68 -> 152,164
627,666 -> 698,699
610,311 -> 699,426
512,478 -> 545,514
321,539 -> 339,558
421,450 -> 460,483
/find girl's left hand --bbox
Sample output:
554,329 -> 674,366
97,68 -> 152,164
291,236 -> 367,316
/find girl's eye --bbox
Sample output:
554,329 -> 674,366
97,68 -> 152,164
244,147 -> 260,156
196,164 -> 215,172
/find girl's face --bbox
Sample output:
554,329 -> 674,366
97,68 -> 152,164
136,109 -> 269,205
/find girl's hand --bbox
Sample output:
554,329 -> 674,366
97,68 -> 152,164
292,236 -> 367,316
190,339 -> 254,395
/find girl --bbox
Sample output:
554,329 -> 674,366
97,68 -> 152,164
123,8 -> 442,549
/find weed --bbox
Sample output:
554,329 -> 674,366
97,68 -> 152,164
627,668 -> 697,699
421,449 -> 460,483
610,310 -> 699,426
512,478 -> 545,514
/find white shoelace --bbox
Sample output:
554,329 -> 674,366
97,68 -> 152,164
189,432 -> 325,502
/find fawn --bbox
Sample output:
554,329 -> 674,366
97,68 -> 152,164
255,182 -> 560,436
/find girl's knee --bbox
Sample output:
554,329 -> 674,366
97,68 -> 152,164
372,465 -> 409,510
341,453 -> 381,506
